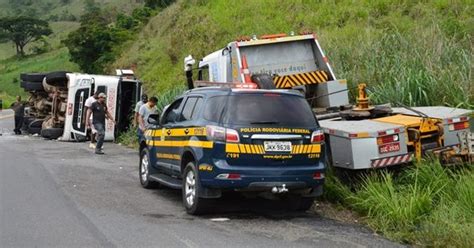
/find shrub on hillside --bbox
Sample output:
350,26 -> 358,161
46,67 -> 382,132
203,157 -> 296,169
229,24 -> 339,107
64,5 -> 156,73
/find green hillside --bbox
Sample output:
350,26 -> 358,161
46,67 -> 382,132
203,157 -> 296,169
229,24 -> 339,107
0,21 -> 80,106
0,0 -> 144,107
114,0 -> 473,107
0,0 -> 143,19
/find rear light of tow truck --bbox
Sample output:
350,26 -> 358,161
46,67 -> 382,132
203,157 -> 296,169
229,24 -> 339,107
377,134 -> 399,145
377,129 -> 400,145
206,125 -> 240,143
447,117 -> 470,131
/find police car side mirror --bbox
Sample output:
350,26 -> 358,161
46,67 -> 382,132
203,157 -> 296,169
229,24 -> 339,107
148,114 -> 160,126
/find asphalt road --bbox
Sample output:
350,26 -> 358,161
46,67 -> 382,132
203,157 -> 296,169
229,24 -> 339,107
0,114 -> 402,248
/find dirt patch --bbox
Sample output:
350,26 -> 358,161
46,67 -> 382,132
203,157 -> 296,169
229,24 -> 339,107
311,201 -> 363,225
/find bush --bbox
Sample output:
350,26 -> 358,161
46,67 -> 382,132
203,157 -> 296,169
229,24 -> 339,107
349,160 -> 474,246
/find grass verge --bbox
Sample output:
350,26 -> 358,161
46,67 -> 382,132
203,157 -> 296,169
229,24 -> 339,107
323,160 -> 474,247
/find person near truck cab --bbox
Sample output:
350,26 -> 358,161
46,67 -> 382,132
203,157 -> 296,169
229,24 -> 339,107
134,94 -> 148,127
11,96 -> 25,135
85,93 -> 115,155
138,96 -> 158,133
85,92 -> 99,149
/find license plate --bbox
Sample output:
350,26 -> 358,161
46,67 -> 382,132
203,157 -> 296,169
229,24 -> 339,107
379,143 -> 400,154
264,141 -> 292,152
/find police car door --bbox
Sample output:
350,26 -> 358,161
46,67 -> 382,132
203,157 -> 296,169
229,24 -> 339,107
68,75 -> 93,138
158,98 -> 184,175
167,95 -> 204,176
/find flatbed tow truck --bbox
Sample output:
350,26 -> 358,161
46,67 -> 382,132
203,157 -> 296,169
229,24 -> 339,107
184,32 -> 473,170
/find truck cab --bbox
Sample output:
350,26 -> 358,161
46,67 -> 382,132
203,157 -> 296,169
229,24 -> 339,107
36,70 -> 141,141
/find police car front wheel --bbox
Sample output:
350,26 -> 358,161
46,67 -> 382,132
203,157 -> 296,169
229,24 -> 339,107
182,161 -> 210,215
139,148 -> 160,189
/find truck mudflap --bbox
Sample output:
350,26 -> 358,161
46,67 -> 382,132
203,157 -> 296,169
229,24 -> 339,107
371,153 -> 413,168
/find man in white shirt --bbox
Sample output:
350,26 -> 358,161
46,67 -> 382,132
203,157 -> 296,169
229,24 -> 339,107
134,94 -> 148,127
84,92 -> 98,149
138,96 -> 158,140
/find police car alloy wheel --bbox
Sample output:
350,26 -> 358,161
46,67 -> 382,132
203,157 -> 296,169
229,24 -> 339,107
141,154 -> 149,183
140,148 -> 157,189
184,169 -> 196,207
182,162 -> 210,215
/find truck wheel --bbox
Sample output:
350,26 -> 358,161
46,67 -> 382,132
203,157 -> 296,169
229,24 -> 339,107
45,71 -> 69,86
251,74 -> 276,89
139,148 -> 160,189
40,128 -> 64,140
28,119 -> 43,134
20,73 -> 46,82
182,161 -> 210,215
22,116 -> 35,130
20,81 -> 44,91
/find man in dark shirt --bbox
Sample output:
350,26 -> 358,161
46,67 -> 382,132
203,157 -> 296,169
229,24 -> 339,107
11,96 -> 25,135
85,93 -> 115,154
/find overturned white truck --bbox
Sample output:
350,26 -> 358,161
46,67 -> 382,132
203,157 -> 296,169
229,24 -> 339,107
20,70 -> 141,141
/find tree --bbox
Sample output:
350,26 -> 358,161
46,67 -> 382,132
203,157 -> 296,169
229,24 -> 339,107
63,9 -> 116,73
144,0 -> 175,9
0,17 -> 52,56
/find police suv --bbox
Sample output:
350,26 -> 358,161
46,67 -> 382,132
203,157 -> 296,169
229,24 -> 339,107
139,87 -> 325,214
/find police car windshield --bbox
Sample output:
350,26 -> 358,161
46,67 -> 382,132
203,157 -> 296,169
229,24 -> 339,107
220,93 -> 317,127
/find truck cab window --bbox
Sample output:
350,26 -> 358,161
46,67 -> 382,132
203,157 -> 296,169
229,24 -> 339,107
198,66 -> 209,81
96,86 -> 107,95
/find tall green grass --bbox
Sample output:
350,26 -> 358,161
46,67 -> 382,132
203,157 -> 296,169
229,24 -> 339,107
328,28 -> 473,108
114,0 -> 473,108
339,161 -> 474,246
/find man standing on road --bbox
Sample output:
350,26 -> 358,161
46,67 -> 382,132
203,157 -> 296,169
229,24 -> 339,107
138,96 -> 158,139
85,93 -> 115,155
84,92 -> 99,149
134,94 -> 148,127
11,96 -> 25,135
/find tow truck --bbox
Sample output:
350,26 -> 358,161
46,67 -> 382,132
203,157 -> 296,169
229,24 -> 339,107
183,32 -> 473,170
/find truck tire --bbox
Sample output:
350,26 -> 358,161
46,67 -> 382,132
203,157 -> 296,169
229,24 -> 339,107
20,81 -> 44,91
41,128 -> 64,140
20,73 -> 46,82
182,161 -> 211,215
251,74 -> 276,89
23,116 -> 35,130
139,148 -> 160,189
28,119 -> 43,134
45,71 -> 69,86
